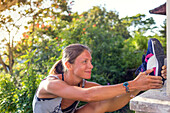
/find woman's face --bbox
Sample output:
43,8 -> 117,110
71,50 -> 93,79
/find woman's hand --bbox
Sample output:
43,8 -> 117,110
161,65 -> 167,79
131,69 -> 163,91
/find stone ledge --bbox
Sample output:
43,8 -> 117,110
130,81 -> 170,113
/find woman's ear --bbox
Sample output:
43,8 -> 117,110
65,61 -> 72,70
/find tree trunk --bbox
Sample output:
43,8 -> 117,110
0,55 -> 8,73
9,44 -> 13,75
0,0 -> 27,12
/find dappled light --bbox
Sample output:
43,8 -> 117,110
0,0 -> 166,113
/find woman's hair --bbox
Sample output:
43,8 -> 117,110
49,44 -> 91,74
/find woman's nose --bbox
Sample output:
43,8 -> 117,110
89,62 -> 93,69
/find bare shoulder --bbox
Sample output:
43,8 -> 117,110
84,80 -> 101,88
37,74 -> 65,98
40,74 -> 66,88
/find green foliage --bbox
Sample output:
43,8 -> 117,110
0,0 -> 70,111
58,6 -> 137,84
88,28 -> 127,84
0,49 -> 46,112
0,74 -> 17,112
121,14 -> 157,35
159,19 -> 166,38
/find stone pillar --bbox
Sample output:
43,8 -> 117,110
130,82 -> 170,113
167,0 -> 170,95
130,1 -> 170,113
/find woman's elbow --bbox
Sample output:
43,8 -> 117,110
82,89 -> 97,102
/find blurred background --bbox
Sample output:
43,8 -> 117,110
0,0 -> 167,112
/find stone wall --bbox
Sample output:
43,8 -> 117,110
130,81 -> 170,113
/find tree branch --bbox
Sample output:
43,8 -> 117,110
0,0 -> 18,12
0,0 -> 27,12
0,54 -> 8,73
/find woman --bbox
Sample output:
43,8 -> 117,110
32,44 -> 166,113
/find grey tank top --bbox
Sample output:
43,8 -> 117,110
32,75 -> 85,113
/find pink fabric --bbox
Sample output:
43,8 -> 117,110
145,53 -> 154,63
153,67 -> 156,76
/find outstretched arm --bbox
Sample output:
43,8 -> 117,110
78,68 -> 165,113
38,69 -> 162,103
85,66 -> 167,112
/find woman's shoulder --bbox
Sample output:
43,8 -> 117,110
39,74 -> 63,88
45,74 -> 63,81
37,74 -> 65,98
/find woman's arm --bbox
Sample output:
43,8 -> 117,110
95,90 -> 140,112
40,78 -> 129,102
39,69 -> 162,102
95,66 -> 167,112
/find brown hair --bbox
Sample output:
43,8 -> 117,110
49,44 -> 91,74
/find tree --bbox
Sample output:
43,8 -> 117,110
57,6 -> 132,84
0,0 -> 27,12
0,8 -> 24,75
0,0 -> 72,75
159,19 -> 166,38
121,14 -> 157,36
0,1 -> 73,112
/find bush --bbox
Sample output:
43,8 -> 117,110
0,73 -> 17,112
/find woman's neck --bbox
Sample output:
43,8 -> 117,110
64,72 -> 83,86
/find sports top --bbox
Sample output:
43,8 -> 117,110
32,74 -> 85,113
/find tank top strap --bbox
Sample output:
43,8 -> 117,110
62,73 -> 64,81
82,79 -> 85,88
46,75 -> 60,80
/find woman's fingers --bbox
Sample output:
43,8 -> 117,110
147,75 -> 162,80
161,65 -> 167,79
162,65 -> 166,69
135,70 -> 164,91
147,76 -> 163,83
149,84 -> 163,89
144,69 -> 153,75
141,75 -> 163,90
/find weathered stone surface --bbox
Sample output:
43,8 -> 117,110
130,81 -> 170,113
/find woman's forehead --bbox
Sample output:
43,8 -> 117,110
76,50 -> 92,60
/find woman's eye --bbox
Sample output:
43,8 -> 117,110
83,60 -> 87,63
90,60 -> 92,63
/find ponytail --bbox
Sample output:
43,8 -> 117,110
49,60 -> 64,74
